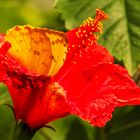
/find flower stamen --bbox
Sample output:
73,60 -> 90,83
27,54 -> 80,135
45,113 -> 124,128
76,9 -> 108,44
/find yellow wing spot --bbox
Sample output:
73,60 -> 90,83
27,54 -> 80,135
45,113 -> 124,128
5,25 -> 68,76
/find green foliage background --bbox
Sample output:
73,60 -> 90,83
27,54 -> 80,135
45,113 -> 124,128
0,0 -> 140,140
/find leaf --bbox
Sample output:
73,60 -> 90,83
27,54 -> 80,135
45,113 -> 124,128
0,0 -> 65,32
0,0 -> 25,32
33,115 -> 95,140
0,105 -> 15,140
132,64 -> 140,86
56,0 -> 140,74
10,121 -> 36,140
93,106 -> 140,140
65,119 -> 89,140
0,83 -> 10,105
33,115 -> 74,140
106,106 -> 140,140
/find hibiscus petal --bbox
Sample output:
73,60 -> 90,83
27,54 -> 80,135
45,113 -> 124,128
4,71 -> 69,128
54,9 -> 140,127
56,62 -> 140,127
25,82 -> 70,128
55,43 -> 114,81
0,28 -> 70,129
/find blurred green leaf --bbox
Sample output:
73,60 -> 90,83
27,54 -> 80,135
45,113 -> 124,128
33,115 -> 95,140
106,106 -> 140,140
56,0 -> 140,74
0,83 -> 13,140
0,0 -> 25,32
0,0 -> 65,32
33,115 -> 73,140
0,105 -> 15,140
132,64 -> 140,86
93,106 -> 140,140
65,119 -> 88,140
0,83 -> 10,105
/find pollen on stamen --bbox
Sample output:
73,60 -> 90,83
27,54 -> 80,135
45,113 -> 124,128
76,9 -> 108,43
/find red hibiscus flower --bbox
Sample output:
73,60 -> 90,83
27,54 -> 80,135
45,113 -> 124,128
0,9 -> 140,129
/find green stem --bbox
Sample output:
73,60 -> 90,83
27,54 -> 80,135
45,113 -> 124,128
9,121 -> 36,140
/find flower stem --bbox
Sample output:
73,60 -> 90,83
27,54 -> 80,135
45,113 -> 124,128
10,121 -> 36,140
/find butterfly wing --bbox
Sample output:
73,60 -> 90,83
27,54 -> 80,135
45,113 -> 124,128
44,29 -> 68,76
5,25 -> 68,76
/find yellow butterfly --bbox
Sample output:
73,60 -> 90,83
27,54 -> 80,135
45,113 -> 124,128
5,25 -> 68,76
